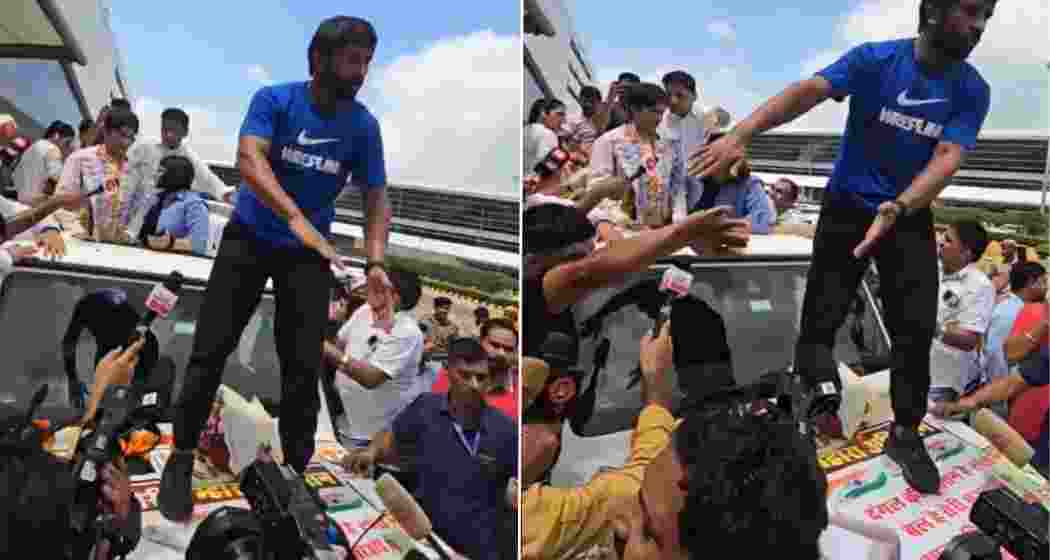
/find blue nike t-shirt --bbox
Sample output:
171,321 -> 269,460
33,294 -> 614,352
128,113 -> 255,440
816,38 -> 990,212
234,81 -> 386,247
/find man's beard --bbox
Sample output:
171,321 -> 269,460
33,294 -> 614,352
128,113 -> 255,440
929,24 -> 977,61
320,69 -> 363,101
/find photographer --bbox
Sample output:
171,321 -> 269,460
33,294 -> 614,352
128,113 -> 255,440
522,323 -> 675,560
0,343 -> 144,559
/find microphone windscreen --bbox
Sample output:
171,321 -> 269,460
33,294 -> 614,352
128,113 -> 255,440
972,408 -> 1035,468
376,473 -> 432,540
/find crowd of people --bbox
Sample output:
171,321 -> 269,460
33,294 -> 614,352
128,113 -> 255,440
0,14 -> 522,560
520,1 -> 1044,559
0,100 -> 232,261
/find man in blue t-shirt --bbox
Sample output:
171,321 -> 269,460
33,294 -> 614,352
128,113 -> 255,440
159,16 -> 392,521
690,0 -> 996,494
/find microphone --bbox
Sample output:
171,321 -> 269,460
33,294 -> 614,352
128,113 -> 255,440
628,266 -> 692,390
375,473 -> 452,560
129,271 -> 184,347
971,408 -> 1035,468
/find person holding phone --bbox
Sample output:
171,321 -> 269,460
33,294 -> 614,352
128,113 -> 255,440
158,15 -> 391,522
603,72 -> 641,133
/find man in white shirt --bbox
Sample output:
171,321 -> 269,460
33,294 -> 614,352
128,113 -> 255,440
929,220 -> 995,404
322,268 -> 424,449
658,71 -> 706,161
659,71 -> 706,221
13,121 -> 75,204
123,107 -> 233,239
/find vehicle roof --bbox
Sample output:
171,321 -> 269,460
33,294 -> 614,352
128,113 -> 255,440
17,234 -> 283,290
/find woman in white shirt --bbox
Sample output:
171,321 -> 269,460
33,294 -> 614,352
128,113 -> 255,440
523,98 -> 566,175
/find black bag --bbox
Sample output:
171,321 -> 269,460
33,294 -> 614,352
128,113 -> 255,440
568,270 -> 737,437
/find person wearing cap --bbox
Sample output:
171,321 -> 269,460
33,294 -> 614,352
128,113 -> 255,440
421,296 -> 459,354
522,324 -> 676,560
521,331 -> 581,487
346,337 -> 517,560
158,16 -> 392,522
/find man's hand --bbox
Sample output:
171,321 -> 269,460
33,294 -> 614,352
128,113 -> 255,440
99,462 -> 132,522
679,206 -> 751,248
368,265 -> 394,327
687,132 -> 747,179
342,447 -> 377,478
82,337 -> 146,425
56,190 -> 90,211
929,396 -> 977,418
853,201 -> 901,258
639,322 -> 674,409
147,232 -> 173,250
6,244 -> 38,262
289,214 -> 344,269
36,229 -> 65,258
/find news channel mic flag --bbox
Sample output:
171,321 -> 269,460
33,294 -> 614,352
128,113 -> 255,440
157,15 -> 392,523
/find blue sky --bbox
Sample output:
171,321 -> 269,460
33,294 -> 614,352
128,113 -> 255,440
572,0 -> 1048,133
109,1 -> 520,194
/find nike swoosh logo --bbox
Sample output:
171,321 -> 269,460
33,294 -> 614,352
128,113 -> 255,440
897,90 -> 948,107
297,130 -> 339,146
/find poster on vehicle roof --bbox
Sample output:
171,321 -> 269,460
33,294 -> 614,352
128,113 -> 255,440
822,425 -> 1025,560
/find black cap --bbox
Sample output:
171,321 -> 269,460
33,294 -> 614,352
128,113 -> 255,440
449,337 -> 488,364
524,203 -> 595,255
539,331 -> 579,372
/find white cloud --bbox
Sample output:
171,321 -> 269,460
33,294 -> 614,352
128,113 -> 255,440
359,30 -> 520,195
132,31 -> 521,196
791,0 -> 1050,132
706,20 -> 736,41
246,64 -> 273,86
132,96 -> 241,164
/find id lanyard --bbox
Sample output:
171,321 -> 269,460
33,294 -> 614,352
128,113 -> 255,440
452,422 -> 481,457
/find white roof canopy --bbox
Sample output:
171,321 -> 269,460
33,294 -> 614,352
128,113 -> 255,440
0,0 -> 86,65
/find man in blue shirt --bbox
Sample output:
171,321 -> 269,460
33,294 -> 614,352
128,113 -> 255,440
691,0 -> 996,494
346,337 -> 518,560
159,16 -> 391,521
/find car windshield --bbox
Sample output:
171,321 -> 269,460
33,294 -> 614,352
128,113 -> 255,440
683,260 -> 888,384
552,258 -> 889,484
0,269 -> 282,414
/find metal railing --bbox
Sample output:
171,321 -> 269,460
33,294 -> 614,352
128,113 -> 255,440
207,165 -> 520,253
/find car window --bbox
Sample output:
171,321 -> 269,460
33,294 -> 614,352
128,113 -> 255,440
686,261 -> 888,382
0,269 -> 281,410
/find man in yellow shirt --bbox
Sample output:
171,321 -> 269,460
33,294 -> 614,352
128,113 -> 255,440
522,323 -> 676,560
523,322 -> 830,559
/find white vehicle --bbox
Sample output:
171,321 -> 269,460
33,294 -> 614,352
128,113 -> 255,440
551,235 -> 894,486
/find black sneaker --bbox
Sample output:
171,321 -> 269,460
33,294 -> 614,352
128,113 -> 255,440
885,424 -> 940,494
158,449 -> 195,522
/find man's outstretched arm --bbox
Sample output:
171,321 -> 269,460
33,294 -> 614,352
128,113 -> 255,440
543,207 -> 749,314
